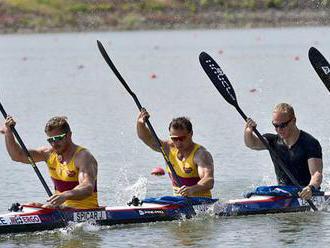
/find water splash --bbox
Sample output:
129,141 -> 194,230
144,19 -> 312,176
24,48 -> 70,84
111,175 -> 148,205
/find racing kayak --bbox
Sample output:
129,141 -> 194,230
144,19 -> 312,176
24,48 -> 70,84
0,196 -> 215,234
1,187 -> 329,234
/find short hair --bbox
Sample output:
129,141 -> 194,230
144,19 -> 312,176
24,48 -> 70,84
273,103 -> 295,118
44,116 -> 71,133
168,117 -> 193,133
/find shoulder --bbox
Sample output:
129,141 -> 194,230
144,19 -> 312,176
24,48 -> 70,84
299,130 -> 322,157
194,145 -> 213,165
36,146 -> 53,153
262,133 -> 278,146
167,140 -> 176,151
35,146 -> 53,161
300,130 -> 320,144
263,133 -> 277,141
75,148 -> 98,166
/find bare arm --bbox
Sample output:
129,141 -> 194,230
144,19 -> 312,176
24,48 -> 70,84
47,150 -> 97,206
2,116 -> 49,163
244,118 -> 266,150
307,158 -> 323,189
136,109 -> 169,154
194,147 -> 214,191
178,146 -> 214,196
299,158 -> 323,200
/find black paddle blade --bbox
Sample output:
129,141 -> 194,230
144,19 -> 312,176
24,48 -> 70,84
308,47 -> 330,93
97,40 -> 135,96
199,52 -> 238,107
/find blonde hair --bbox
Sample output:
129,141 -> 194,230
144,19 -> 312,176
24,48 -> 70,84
273,103 -> 295,118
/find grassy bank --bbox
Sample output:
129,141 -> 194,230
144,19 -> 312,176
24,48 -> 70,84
0,0 -> 330,33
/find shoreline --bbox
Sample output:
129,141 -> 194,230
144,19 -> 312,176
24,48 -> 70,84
1,1 -> 330,34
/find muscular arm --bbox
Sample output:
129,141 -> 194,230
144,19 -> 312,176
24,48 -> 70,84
3,124 -> 49,163
47,150 -> 98,206
308,158 -> 323,189
65,150 -> 97,200
136,109 -> 169,154
298,158 -> 323,200
244,118 -> 267,150
176,146 -> 215,197
194,147 -> 214,191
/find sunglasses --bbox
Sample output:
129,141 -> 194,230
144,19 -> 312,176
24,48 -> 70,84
170,135 -> 187,142
47,133 -> 67,143
272,118 -> 293,129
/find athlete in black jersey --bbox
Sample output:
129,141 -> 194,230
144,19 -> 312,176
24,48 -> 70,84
244,103 -> 323,200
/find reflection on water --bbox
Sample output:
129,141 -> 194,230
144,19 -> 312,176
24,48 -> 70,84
0,223 -> 103,248
0,27 -> 330,247
165,218 -> 217,247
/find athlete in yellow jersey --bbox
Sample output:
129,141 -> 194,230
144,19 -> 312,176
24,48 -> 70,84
1,116 -> 98,209
137,109 -> 214,198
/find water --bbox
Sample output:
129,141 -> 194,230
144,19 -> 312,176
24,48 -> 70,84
0,26 -> 330,247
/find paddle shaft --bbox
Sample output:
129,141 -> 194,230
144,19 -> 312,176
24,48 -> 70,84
0,103 -> 53,197
97,40 -> 183,187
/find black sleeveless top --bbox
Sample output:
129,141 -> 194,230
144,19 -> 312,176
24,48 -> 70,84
263,130 -> 322,186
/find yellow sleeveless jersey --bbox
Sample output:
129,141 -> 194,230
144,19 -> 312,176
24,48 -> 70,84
167,144 -> 212,198
46,146 -> 99,209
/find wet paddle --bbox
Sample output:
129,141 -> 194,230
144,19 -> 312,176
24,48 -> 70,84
96,40 -> 183,189
308,47 -> 330,93
0,102 -> 53,197
199,51 -> 318,211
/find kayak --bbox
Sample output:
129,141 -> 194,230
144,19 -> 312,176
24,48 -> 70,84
0,197 -> 214,234
1,187 -> 329,234
215,193 -> 329,216
214,185 -> 329,216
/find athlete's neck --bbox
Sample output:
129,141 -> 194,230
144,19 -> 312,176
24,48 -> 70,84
58,143 -> 78,162
283,127 -> 300,148
177,142 -> 195,160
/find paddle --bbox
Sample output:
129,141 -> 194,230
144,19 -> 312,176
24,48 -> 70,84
308,47 -> 330,93
199,51 -> 318,211
0,102 -> 53,197
96,40 -> 183,189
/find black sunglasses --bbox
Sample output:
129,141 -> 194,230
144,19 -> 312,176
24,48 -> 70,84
272,118 -> 293,129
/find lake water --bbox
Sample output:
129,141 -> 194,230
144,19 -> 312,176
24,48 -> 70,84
0,26 -> 330,247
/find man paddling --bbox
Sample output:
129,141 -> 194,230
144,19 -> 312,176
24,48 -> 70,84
244,103 -> 323,200
137,109 -> 214,197
1,116 -> 98,209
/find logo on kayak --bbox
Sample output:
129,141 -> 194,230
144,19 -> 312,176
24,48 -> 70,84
73,211 -> 106,222
322,66 -> 330,75
138,210 -> 165,216
0,215 -> 42,225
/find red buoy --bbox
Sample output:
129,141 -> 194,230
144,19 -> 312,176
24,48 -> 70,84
151,166 -> 165,176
